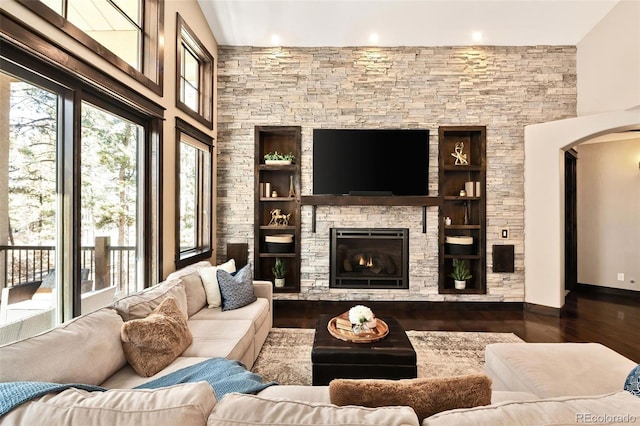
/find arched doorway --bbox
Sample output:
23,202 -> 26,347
524,109 -> 640,310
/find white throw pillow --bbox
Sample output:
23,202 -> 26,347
198,259 -> 236,308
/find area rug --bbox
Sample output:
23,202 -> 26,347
251,328 -> 523,386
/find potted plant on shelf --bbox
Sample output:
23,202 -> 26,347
450,259 -> 472,290
264,151 -> 295,165
272,257 -> 286,288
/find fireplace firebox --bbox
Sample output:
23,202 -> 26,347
330,228 -> 409,289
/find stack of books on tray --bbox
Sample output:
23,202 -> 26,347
334,311 -> 353,332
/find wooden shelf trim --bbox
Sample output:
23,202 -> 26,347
445,225 -> 481,230
259,225 -> 296,230
260,197 -> 298,202
442,165 -> 482,171
259,253 -> 297,258
301,195 -> 442,206
257,164 -> 298,171
301,195 -> 442,234
443,196 -> 481,201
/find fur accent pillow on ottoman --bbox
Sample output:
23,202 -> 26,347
121,296 -> 193,377
329,374 -> 492,421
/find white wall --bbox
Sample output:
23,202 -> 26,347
524,110 -> 640,309
577,0 -> 640,115
577,137 -> 640,291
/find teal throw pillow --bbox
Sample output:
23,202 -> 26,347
216,264 -> 256,311
624,364 -> 640,397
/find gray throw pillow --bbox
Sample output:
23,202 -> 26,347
216,265 -> 256,311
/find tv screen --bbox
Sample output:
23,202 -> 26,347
313,129 -> 429,196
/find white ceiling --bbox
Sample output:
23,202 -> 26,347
197,0 -> 620,47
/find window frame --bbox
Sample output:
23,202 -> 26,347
15,0 -> 164,96
1,12 -> 163,321
174,117 -> 213,269
175,13 -> 214,130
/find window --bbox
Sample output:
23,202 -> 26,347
16,0 -> 163,95
175,118 -> 213,268
80,101 -> 145,302
176,14 -> 214,129
1,27 -> 161,343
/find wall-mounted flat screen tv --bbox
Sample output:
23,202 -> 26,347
313,129 -> 429,196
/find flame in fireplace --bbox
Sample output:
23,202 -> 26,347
357,255 -> 374,268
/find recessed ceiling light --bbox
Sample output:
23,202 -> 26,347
369,33 -> 379,44
472,31 -> 483,43
271,34 -> 281,45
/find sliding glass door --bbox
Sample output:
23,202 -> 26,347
0,41 -> 160,343
0,69 -> 62,343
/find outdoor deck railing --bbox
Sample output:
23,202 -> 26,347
0,245 -> 136,293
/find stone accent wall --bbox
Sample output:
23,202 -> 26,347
217,46 -> 576,301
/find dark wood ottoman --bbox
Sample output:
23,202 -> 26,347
311,314 -> 417,386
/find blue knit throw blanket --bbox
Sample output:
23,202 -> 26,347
1,358 -> 276,417
134,358 -> 277,398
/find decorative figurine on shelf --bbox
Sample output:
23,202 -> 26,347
288,176 -> 296,198
451,142 -> 469,165
269,208 -> 291,226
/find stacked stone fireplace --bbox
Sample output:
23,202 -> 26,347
330,228 -> 409,289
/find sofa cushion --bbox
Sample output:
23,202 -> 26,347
209,392 -> 420,426
484,343 -> 637,398
422,391 -> 640,426
625,364 -> 640,397
217,265 -> 256,311
330,375 -> 492,422
2,382 -> 216,426
100,356 -> 210,389
258,385 -> 332,404
166,260 -> 212,317
199,259 -> 236,309
0,308 -> 126,386
189,298 -> 269,335
112,280 -> 188,321
183,319 -> 254,362
121,296 -> 193,377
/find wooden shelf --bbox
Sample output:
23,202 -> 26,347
443,196 -> 481,201
255,126 -> 302,293
445,225 -> 481,230
444,254 -> 482,260
257,164 -> 297,171
259,225 -> 296,230
302,195 -> 441,233
438,287 -> 485,295
438,126 -> 487,295
259,253 -> 297,258
260,197 -> 298,202
301,195 -> 442,207
442,165 -> 482,172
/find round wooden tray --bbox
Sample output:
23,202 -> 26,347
327,317 -> 389,343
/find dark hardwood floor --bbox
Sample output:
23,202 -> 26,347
273,289 -> 640,363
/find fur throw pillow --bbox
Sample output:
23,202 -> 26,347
329,374 -> 492,421
121,296 -> 193,377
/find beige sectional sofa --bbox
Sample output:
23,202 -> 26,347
0,260 -> 274,423
1,260 -> 639,425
